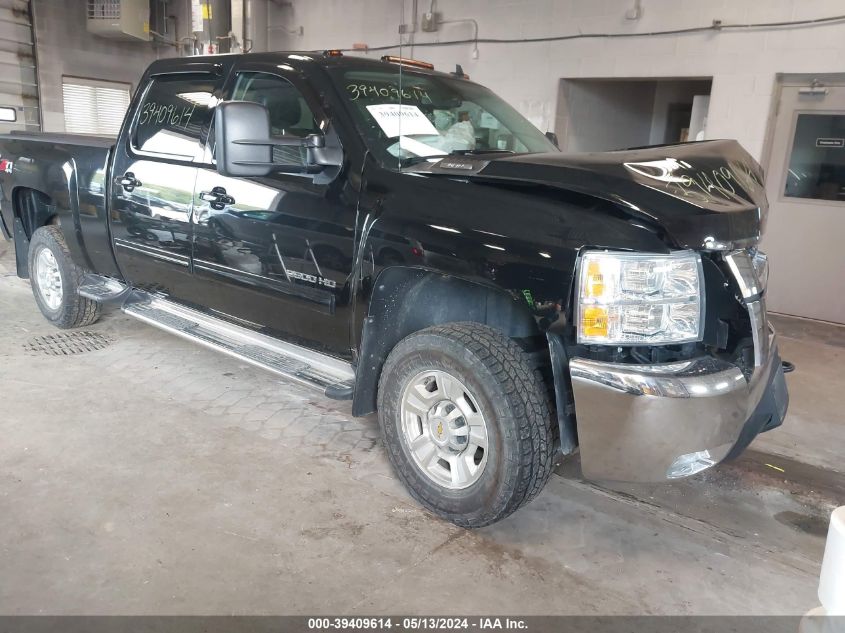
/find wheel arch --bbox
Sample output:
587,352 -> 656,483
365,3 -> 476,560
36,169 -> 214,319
8,152 -> 88,279
13,187 -> 58,234
10,187 -> 60,278
352,266 -> 541,417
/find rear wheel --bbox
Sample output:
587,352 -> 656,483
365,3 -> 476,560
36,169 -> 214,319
377,322 -> 555,527
28,225 -> 101,329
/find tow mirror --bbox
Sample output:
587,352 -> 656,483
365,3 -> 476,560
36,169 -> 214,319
214,101 -> 341,178
215,101 -> 272,177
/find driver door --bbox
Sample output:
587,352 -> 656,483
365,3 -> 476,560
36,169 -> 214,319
191,62 -> 356,356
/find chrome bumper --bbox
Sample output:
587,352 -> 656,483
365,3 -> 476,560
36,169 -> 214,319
569,331 -> 788,482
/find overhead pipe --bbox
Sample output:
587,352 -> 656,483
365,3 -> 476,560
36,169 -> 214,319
191,0 -> 232,54
244,0 -> 268,52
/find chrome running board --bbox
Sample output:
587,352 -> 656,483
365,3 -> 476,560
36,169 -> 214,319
122,296 -> 355,396
78,274 -> 133,304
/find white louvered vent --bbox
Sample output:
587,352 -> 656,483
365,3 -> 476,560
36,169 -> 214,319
86,0 -> 150,41
62,79 -> 131,136
87,0 -> 121,19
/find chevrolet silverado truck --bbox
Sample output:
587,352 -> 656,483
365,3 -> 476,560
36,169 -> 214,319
0,52 -> 789,527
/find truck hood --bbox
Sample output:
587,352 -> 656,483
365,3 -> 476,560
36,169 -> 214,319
417,139 -> 767,250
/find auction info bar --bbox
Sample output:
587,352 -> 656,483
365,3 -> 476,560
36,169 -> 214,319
0,617 -> 842,633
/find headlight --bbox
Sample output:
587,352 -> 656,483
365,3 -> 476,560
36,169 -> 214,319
576,250 -> 704,345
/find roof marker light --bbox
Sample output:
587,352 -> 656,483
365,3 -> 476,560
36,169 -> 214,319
380,55 -> 434,70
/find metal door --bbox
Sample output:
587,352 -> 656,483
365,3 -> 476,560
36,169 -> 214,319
763,82 -> 845,324
0,0 -> 39,132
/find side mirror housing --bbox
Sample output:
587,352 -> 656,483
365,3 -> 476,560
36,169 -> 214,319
545,131 -> 559,149
215,101 -> 274,177
214,101 -> 342,177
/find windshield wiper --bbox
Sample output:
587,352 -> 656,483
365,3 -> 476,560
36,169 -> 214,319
447,149 -> 516,156
400,155 -> 443,167
400,148 -> 515,168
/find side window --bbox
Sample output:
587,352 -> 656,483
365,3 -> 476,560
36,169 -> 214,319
230,71 -> 320,166
133,74 -> 218,161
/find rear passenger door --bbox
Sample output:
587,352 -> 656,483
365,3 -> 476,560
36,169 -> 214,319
109,70 -> 223,299
191,63 -> 356,355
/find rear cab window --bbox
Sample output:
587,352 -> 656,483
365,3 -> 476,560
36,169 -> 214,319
132,74 -> 219,162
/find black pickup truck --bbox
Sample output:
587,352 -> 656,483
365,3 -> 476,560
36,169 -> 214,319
0,52 -> 788,527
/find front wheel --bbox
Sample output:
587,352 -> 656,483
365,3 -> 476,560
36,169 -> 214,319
28,225 -> 101,329
377,323 -> 555,527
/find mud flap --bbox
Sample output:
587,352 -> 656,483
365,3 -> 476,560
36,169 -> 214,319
13,216 -> 29,278
546,332 -> 578,457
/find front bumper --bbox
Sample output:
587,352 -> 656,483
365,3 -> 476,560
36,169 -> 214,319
569,331 -> 789,482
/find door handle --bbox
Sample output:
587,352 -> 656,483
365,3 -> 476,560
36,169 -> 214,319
115,172 -> 141,192
199,186 -> 235,210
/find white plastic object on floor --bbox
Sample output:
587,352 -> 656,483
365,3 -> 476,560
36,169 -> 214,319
800,507 -> 845,633
819,507 -> 845,615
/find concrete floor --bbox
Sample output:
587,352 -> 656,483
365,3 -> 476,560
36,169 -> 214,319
0,242 -> 842,615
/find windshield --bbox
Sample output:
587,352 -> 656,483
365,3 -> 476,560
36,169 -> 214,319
328,65 -> 558,168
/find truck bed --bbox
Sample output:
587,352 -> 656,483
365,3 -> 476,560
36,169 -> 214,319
0,131 -> 119,279
1,130 -> 116,148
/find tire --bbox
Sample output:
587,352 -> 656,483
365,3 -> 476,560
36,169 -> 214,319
377,322 -> 555,528
28,225 -> 101,329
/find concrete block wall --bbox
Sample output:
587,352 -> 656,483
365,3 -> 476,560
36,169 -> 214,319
558,79 -> 657,152
32,0 -> 190,133
265,0 -> 845,161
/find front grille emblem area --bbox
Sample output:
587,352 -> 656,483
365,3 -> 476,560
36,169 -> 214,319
725,250 -> 764,301
749,248 -> 769,291
724,250 -> 769,368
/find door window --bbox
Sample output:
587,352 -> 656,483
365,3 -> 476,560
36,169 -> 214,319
230,72 -> 320,166
784,113 -> 845,202
132,74 -> 218,160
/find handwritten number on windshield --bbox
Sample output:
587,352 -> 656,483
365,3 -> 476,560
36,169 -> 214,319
346,83 -> 430,102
